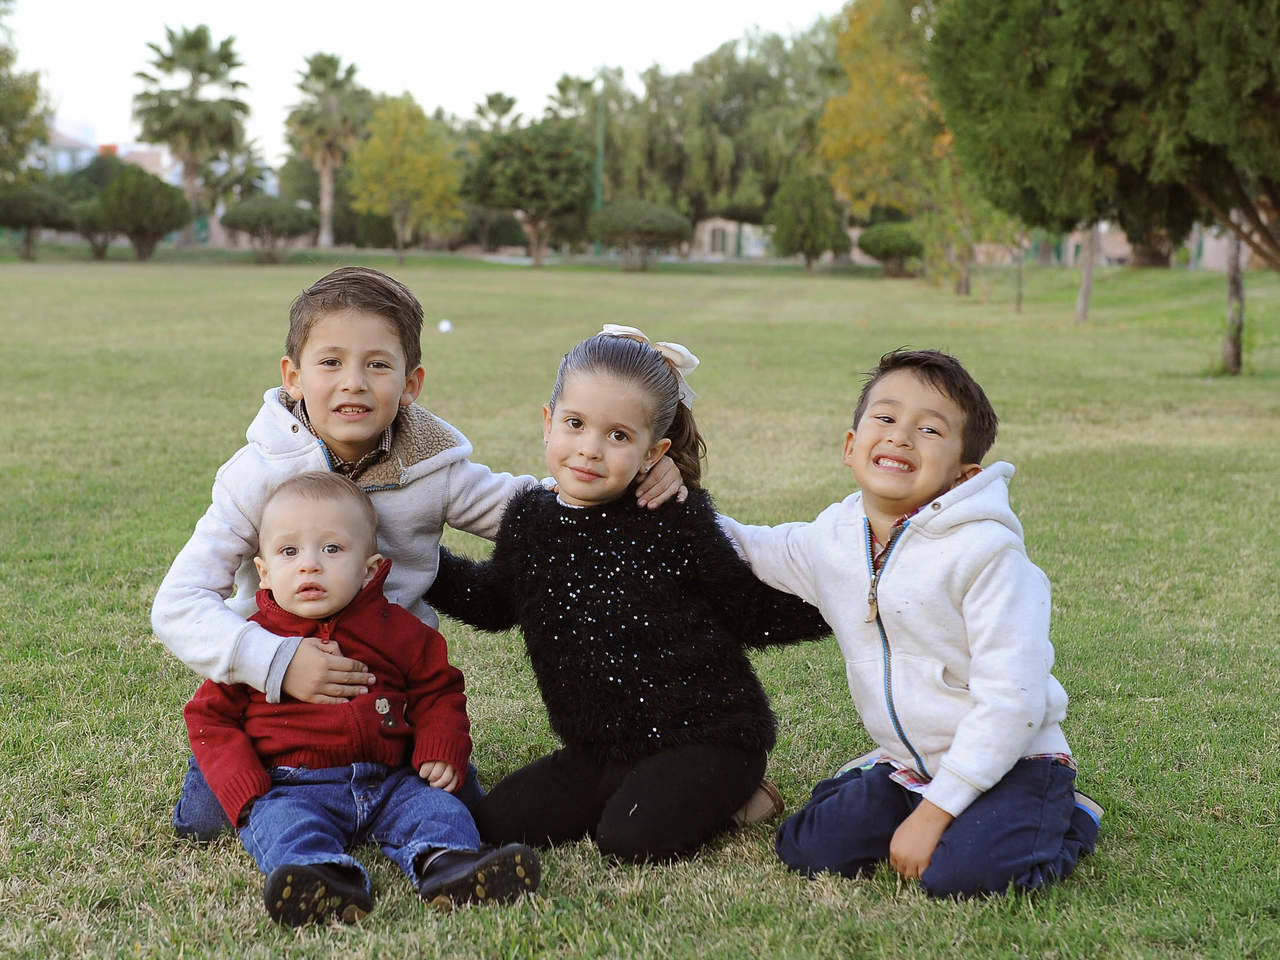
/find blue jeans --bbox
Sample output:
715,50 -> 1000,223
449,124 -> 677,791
174,754 -> 486,841
775,757 -> 1099,898
239,762 -> 481,888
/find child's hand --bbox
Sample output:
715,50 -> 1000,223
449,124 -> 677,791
636,455 -> 687,508
419,760 -> 460,793
888,799 -> 954,880
281,636 -> 376,704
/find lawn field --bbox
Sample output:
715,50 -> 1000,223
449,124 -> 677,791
2,257 -> 1278,959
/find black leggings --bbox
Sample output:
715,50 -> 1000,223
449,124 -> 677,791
473,743 -> 766,864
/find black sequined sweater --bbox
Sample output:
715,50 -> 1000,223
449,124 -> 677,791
428,486 -> 829,763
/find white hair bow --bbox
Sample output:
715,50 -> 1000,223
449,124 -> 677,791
599,323 -> 700,406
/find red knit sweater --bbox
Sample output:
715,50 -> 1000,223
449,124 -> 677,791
184,560 -> 471,826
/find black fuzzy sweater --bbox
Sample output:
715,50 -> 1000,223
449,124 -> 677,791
428,486 -> 828,763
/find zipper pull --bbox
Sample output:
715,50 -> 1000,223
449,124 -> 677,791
865,584 -> 878,622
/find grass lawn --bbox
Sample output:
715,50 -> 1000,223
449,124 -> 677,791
2,256 -> 1278,959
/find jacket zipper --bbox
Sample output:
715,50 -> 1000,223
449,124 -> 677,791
863,518 -> 929,778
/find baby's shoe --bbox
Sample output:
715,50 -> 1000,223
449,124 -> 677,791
1073,790 -> 1104,826
417,843 -> 540,911
731,778 -> 785,827
264,862 -> 372,926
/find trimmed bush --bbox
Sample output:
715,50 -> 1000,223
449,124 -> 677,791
72,198 -> 115,260
0,184 -> 74,260
858,221 -> 923,277
100,166 -> 191,261
590,199 -> 691,271
221,196 -> 319,263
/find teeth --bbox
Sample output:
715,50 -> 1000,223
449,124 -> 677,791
875,457 -> 911,471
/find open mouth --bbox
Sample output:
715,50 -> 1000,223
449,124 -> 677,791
873,456 -> 913,472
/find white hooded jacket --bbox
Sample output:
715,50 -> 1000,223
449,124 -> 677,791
151,387 -> 536,699
720,462 -> 1069,817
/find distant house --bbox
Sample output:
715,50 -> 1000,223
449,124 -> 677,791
31,129 -> 96,175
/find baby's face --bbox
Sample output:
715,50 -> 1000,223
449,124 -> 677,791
253,492 -> 381,619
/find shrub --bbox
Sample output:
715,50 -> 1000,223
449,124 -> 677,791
765,173 -> 851,272
0,184 -> 74,260
858,221 -> 923,277
589,199 -> 691,271
99,166 -> 192,260
220,196 -> 319,263
72,198 -> 115,260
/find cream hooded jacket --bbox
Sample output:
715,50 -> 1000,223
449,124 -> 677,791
152,387 -> 536,700
720,462 -> 1069,817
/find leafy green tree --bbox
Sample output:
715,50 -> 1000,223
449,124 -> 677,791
286,54 -> 370,248
220,196 -> 318,263
347,95 -> 462,263
198,139 -> 267,215
589,199 -> 691,271
0,2 -> 48,183
133,25 -> 248,244
0,183 -> 72,259
50,153 -> 127,202
858,221 -> 923,277
474,117 -> 592,267
99,164 -> 191,260
71,198 -> 114,259
765,172 -> 850,272
929,0 -> 1241,327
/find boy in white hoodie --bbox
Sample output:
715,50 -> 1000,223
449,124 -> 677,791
720,349 -> 1100,898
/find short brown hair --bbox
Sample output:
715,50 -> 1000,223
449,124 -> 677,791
262,472 -> 378,554
851,349 -> 999,464
286,266 -> 424,370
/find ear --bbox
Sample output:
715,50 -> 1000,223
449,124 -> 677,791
253,555 -> 271,591
841,429 -> 857,468
953,463 -> 982,488
399,364 -> 426,407
362,554 -> 384,586
542,403 -> 554,443
281,356 -> 304,401
642,436 -> 673,472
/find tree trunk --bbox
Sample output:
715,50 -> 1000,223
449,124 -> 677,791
804,254 -> 814,274
1129,227 -> 1173,267
1223,225 -> 1244,375
20,226 -> 35,260
954,257 -> 971,295
317,156 -> 335,248
530,221 -> 547,268
179,161 -> 199,246
1014,241 -> 1024,314
1074,224 -> 1098,324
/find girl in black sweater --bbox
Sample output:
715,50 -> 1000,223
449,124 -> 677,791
428,327 -> 827,863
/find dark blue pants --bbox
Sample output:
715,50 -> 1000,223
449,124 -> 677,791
775,757 -> 1099,898
173,754 -> 486,841
239,763 -> 480,888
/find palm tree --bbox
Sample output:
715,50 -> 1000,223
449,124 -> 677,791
133,25 -> 248,245
286,54 -> 368,248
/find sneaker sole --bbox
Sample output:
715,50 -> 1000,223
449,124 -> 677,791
421,847 -> 540,912
732,779 -> 785,827
264,865 -> 371,926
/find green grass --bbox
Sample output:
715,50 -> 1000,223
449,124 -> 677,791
2,258 -> 1278,958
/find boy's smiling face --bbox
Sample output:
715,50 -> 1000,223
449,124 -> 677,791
843,369 -> 981,532
282,308 -> 425,463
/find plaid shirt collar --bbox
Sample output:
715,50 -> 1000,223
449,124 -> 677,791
293,396 -> 394,480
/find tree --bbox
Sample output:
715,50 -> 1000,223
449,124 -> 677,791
765,172 -> 850,272
858,221 -> 923,277
133,24 -> 248,244
0,1 -> 48,182
0,183 -> 72,259
71,199 -> 114,259
930,0 -> 1270,356
347,95 -> 462,263
220,196 -> 318,263
50,153 -> 127,259
820,0 -> 1019,295
286,54 -> 370,248
474,117 -> 592,267
99,164 -> 191,260
589,199 -> 691,270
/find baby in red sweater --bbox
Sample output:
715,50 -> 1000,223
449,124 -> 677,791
184,472 -> 538,926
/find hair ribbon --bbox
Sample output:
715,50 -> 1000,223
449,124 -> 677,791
599,323 -> 699,406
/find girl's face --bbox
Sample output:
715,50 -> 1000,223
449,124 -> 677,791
542,371 -> 672,508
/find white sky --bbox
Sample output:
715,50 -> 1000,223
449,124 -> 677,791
10,0 -> 843,167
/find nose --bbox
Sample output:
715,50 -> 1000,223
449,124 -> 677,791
578,434 -> 603,460
297,549 -> 322,572
886,423 -> 912,447
340,365 -> 367,392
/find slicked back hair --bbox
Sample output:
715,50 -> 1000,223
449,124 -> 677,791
262,471 -> 379,555
548,334 -> 706,488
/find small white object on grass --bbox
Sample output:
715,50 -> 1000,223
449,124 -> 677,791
437,319 -> 453,333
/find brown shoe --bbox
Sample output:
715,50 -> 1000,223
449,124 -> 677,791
731,778 -> 784,827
